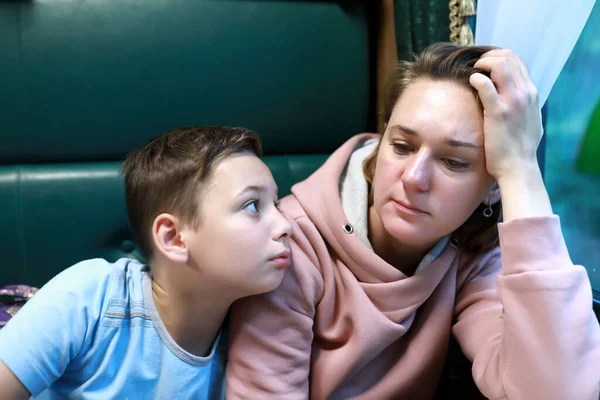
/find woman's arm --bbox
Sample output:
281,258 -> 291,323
226,216 -> 324,399
455,49 -> 600,399
470,49 -> 554,221
454,218 -> 600,399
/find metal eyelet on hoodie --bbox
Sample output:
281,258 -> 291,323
450,237 -> 459,248
343,223 -> 354,234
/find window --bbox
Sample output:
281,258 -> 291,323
545,1 -> 600,297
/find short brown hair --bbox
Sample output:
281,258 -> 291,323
363,42 -> 502,255
122,126 -> 262,260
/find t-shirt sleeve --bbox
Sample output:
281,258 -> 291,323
0,259 -> 113,396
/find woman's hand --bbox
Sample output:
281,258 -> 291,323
470,49 -> 553,221
470,49 -> 543,181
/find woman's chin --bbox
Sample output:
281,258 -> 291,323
384,219 -> 433,246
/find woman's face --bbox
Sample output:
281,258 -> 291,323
371,78 -> 497,248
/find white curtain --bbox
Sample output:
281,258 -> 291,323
475,0 -> 596,107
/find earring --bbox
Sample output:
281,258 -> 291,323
483,200 -> 493,218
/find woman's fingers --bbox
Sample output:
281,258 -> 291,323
474,56 -> 518,98
471,49 -> 544,181
513,54 -> 531,83
507,55 -> 526,91
469,72 -> 500,114
514,54 -> 540,104
478,50 -> 538,104
475,49 -> 541,114
479,49 -> 526,90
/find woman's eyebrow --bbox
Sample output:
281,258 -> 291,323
391,124 -> 481,148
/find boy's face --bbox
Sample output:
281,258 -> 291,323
182,151 -> 292,298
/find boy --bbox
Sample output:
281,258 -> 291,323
0,126 -> 292,399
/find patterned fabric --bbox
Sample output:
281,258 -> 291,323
0,285 -> 38,328
393,0 -> 451,62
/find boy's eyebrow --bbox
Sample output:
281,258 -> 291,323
390,124 -> 481,149
235,184 -> 278,199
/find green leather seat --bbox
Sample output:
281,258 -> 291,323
0,0 -> 376,287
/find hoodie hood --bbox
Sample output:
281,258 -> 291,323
291,133 -> 454,288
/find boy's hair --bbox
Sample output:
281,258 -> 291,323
121,126 -> 262,260
363,42 -> 502,255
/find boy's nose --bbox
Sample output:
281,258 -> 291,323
273,210 -> 293,241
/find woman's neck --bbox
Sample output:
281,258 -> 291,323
367,206 -> 432,276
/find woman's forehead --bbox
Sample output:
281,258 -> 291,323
388,80 -> 483,142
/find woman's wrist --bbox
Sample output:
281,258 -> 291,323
496,162 -> 554,222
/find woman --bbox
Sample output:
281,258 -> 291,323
226,43 -> 600,399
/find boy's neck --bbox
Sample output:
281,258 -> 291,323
149,260 -> 233,358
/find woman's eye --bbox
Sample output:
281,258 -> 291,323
392,142 -> 412,154
443,158 -> 469,171
243,200 -> 260,213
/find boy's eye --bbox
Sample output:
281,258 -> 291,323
243,200 -> 260,213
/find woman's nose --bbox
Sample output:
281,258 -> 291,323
401,152 -> 431,192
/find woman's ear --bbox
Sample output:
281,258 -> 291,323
152,213 -> 188,264
486,182 -> 501,205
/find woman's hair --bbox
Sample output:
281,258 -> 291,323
363,42 -> 502,255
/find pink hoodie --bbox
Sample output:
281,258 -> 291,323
227,134 -> 600,399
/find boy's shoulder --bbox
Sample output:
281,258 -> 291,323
0,258 -> 159,398
53,257 -> 145,287
37,257 -> 148,309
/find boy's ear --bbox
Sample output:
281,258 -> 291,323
486,182 -> 501,205
152,213 -> 188,264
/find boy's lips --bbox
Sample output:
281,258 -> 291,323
269,250 -> 291,269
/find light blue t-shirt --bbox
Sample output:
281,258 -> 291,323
0,258 -> 226,399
